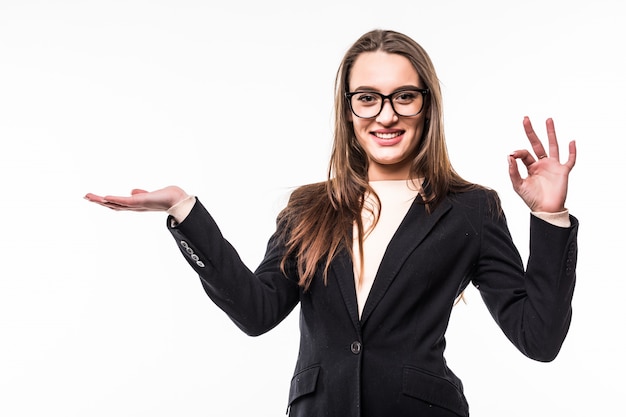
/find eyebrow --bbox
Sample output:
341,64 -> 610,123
351,85 -> 423,92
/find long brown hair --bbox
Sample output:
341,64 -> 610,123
279,29 -> 477,290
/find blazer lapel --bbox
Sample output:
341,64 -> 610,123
359,196 -> 452,325
331,247 -> 362,335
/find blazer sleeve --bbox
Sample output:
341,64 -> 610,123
472,197 -> 579,362
166,198 -> 301,336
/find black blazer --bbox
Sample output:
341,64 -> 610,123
167,188 -> 578,417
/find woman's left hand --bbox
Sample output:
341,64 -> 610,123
508,117 -> 577,212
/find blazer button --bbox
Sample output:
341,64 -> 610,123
350,341 -> 362,354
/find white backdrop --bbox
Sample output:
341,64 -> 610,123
1,0 -> 623,416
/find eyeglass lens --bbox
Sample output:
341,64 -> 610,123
349,90 -> 425,118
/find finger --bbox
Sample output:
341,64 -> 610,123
100,194 -> 145,208
565,140 -> 577,170
84,193 -> 106,203
131,189 -> 149,195
99,201 -> 153,212
510,149 -> 537,168
545,118 -> 560,160
523,116 -> 547,159
83,196 -> 127,210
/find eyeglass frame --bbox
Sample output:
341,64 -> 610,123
345,87 -> 430,119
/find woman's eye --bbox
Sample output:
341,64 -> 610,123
395,91 -> 418,103
357,94 -> 379,104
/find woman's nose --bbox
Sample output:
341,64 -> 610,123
376,99 -> 398,124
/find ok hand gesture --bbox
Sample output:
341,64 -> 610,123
508,117 -> 576,213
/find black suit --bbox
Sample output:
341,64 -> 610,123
167,188 -> 578,417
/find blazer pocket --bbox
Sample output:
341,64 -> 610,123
402,366 -> 469,417
288,365 -> 320,405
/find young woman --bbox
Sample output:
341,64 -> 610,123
85,29 -> 578,417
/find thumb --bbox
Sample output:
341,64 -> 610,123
507,155 -> 523,192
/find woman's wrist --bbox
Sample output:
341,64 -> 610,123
167,194 -> 196,223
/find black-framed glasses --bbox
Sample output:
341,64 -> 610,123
345,88 -> 429,118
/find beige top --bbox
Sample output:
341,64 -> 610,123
167,184 -> 570,318
352,180 -> 421,317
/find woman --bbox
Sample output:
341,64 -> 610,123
85,29 -> 578,417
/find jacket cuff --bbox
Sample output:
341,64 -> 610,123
531,209 -> 570,228
166,195 -> 196,226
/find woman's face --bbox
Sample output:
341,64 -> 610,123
348,51 -> 427,181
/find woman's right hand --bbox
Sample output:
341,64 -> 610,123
84,186 -> 189,212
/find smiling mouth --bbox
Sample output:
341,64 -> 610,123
373,131 -> 403,139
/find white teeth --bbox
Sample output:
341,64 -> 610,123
374,132 -> 401,139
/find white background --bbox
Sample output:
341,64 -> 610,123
1,0 -> 623,415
